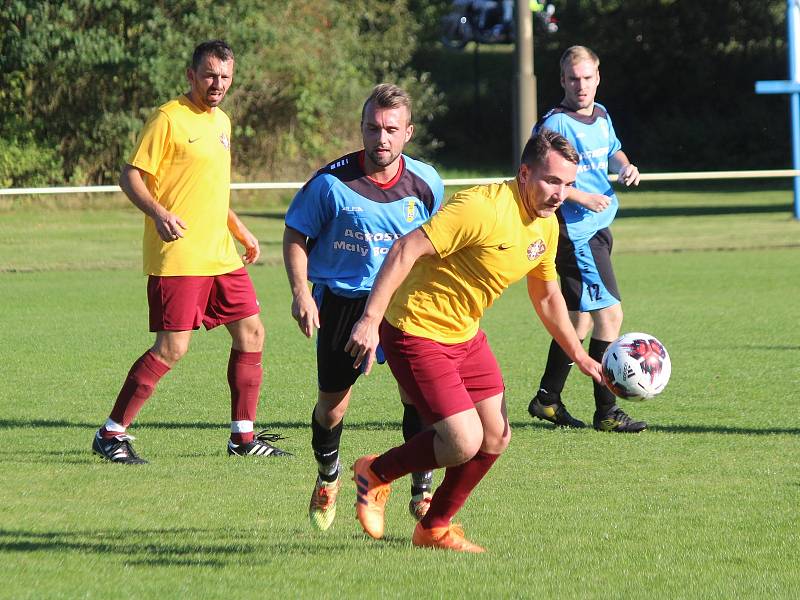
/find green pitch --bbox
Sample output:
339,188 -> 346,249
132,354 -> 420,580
1,185 -> 798,598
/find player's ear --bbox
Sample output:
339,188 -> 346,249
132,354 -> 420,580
405,123 -> 414,143
518,162 -> 530,184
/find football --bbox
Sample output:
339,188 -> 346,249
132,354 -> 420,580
601,332 -> 671,400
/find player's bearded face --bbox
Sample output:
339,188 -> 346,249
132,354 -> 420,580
561,59 -> 599,113
361,104 -> 413,170
187,55 -> 234,111
520,151 -> 577,219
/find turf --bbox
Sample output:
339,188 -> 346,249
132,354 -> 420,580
1,185 -> 799,598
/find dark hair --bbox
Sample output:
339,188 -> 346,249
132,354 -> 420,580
520,128 -> 579,168
191,40 -> 234,70
361,83 -> 413,124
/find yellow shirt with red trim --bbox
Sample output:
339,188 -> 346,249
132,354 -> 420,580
129,95 -> 242,276
385,179 -> 558,344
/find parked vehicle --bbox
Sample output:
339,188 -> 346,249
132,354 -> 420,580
440,0 -> 557,49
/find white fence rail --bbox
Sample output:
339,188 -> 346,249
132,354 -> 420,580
2,170 -> 799,196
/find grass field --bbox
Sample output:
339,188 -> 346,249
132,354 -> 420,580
1,184 -> 799,598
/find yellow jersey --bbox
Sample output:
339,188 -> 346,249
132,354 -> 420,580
385,179 -> 558,343
129,95 -> 242,276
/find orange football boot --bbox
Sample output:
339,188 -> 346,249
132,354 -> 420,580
411,522 -> 486,553
352,455 -> 391,539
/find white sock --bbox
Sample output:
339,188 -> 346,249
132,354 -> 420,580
231,420 -> 254,434
103,419 -> 125,433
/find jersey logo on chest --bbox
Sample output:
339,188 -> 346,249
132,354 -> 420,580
405,199 -> 416,222
527,239 -> 547,260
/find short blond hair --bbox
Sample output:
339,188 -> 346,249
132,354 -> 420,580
559,45 -> 600,75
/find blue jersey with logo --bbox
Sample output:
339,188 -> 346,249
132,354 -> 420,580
534,103 -> 622,242
285,151 -> 444,298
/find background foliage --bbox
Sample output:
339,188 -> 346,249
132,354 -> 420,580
0,0 -> 442,185
416,0 -> 789,171
0,0 -> 791,185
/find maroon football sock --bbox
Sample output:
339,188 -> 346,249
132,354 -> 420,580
108,351 -> 170,430
228,349 -> 262,443
420,450 -> 500,529
370,430 -> 438,483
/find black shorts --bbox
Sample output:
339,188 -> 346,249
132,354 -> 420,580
556,227 -> 621,312
316,286 -> 368,393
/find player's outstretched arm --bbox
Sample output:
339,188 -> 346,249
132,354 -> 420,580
527,275 -> 603,383
567,187 -> 612,212
119,164 -> 186,242
227,209 -> 261,264
283,226 -> 319,338
346,228 -> 436,374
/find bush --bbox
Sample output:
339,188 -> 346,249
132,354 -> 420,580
0,0 -> 443,185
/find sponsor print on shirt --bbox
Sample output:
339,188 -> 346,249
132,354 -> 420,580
335,228 -> 402,257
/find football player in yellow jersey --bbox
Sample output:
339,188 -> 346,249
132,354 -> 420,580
346,129 -> 603,552
92,40 -> 289,464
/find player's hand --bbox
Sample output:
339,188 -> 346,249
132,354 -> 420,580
291,292 -> 319,338
345,317 -> 380,375
237,229 -> 261,264
241,238 -> 260,264
583,194 -> 612,212
575,355 -> 603,384
618,163 -> 641,186
154,211 -> 187,243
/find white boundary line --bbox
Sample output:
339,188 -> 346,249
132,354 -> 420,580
2,170 -> 799,196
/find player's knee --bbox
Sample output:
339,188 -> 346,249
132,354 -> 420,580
249,319 -> 265,348
152,344 -> 188,366
234,317 -> 265,351
486,428 -> 511,455
451,432 -> 484,465
594,304 -> 623,338
481,425 -> 511,455
316,396 -> 349,426
609,304 -> 623,328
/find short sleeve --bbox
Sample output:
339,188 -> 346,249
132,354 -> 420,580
536,113 -> 569,139
431,173 -> 445,214
605,113 -> 623,157
422,190 -> 496,258
285,174 -> 335,239
128,110 -> 171,176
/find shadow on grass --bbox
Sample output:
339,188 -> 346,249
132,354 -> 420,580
511,420 -> 800,436
0,527 -> 353,566
3,418 -> 800,437
237,210 -> 286,220
0,418 -> 398,431
616,204 -> 793,219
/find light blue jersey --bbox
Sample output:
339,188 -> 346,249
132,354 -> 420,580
534,103 -> 622,242
285,151 -> 444,298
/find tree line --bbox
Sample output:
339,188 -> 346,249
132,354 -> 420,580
0,0 -> 790,186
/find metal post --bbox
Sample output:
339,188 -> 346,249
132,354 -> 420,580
789,0 -> 800,219
513,1 -> 537,167
755,0 -> 800,219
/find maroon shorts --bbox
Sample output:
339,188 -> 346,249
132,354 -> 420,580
147,267 -> 260,332
379,320 -> 505,425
